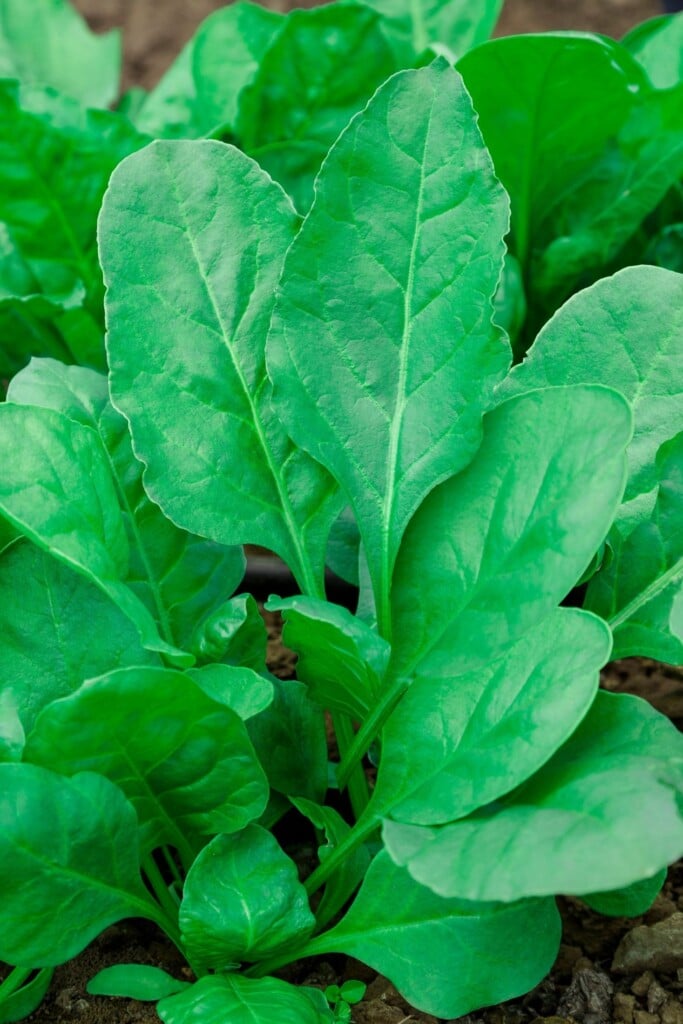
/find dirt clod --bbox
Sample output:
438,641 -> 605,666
614,992 -> 637,1023
557,966 -> 614,1024
613,914 -> 683,974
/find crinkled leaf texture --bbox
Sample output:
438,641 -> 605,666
0,764 -> 155,967
384,693 -> 683,903
309,852 -> 560,1019
24,666 -> 268,863
268,60 -> 510,625
180,825 -> 315,968
157,975 -> 333,1024
101,139 -> 340,594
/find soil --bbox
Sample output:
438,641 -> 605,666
22,1 -> 679,1022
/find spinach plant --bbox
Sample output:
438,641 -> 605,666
1,55 -> 683,1024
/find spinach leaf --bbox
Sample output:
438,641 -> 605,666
157,975 -> 333,1024
623,12 -> 683,89
364,0 -> 502,61
87,965 -> 190,1001
101,140 -> 340,595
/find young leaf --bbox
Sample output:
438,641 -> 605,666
586,432 -> 683,662
0,539 -> 157,734
0,967 -> 53,1024
86,965 -> 190,1001
0,82 -> 146,316
236,4 -> 397,211
310,851 -> 560,1019
266,595 -> 389,720
101,140 -> 340,594
363,0 -> 503,60
157,974 -> 333,1024
180,825 -> 315,968
190,593 -> 267,672
0,0 -> 120,108
0,764 -> 155,967
24,666 -> 269,862
187,664 -> 274,720
389,386 -> 631,681
623,13 -> 683,90
497,266 -> 683,505
373,608 -> 610,825
135,3 -> 282,139
269,61 -> 510,631
383,692 -> 683,902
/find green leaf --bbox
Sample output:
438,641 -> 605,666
363,0 -> 502,60
374,609 -> 610,825
8,358 -> 246,658
290,796 -> 371,927
0,82 -> 146,315
0,402 -> 187,662
266,595 -> 389,720
87,965 -> 190,1000
25,666 -> 268,862
101,139 -> 340,594
180,825 -> 315,968
236,4 -> 397,211
0,764 -> 155,967
0,969 -> 53,1024
311,851 -> 560,1019
497,267 -> 683,506
0,291 -> 103,377
0,0 -> 120,107
0,539 -> 156,734
269,61 -> 510,629
623,13 -> 683,90
583,868 -> 667,918
248,676 -> 328,802
135,2 -> 282,139
389,386 -> 631,681
586,432 -> 683,662
384,692 -> 683,902
158,975 -> 333,1024
0,691 -> 24,763
187,664 -> 274,720
190,593 -> 267,672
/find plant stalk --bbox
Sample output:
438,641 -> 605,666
336,674 -> 409,790
0,966 -> 33,1002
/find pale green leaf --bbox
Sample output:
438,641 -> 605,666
364,0 -> 502,59
623,13 -> 683,90
87,965 -> 190,1000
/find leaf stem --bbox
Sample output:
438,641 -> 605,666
333,713 -> 370,817
0,966 -> 33,1002
143,853 -> 181,932
608,555 -> 683,629
336,675 -> 409,791
304,809 -> 379,899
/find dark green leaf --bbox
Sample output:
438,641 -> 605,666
157,975 -> 333,1024
389,386 -> 631,680
236,4 -> 397,211
583,868 -> 667,918
0,0 -> 120,107
86,965 -> 190,1000
25,666 -> 268,862
311,851 -> 560,1019
0,765 -> 154,967
269,61 -> 510,627
384,693 -> 683,902
180,825 -> 315,968
267,595 -> 389,720
101,140 -> 340,593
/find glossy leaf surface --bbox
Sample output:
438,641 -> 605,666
374,609 -> 610,824
384,693 -> 683,902
313,852 -> 561,1019
0,765 -> 153,967
389,386 -> 631,680
187,664 -> 273,720
180,825 -> 315,968
158,975 -> 333,1024
25,667 -> 268,861
269,61 -> 510,623
267,595 -> 389,720
102,140 -> 340,592
87,965 -> 190,1000
0,0 -> 120,107
236,4 -> 397,210
623,13 -> 683,89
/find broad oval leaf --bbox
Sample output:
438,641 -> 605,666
25,666 -> 268,863
236,3 -> 397,211
0,539 -> 156,734
364,0 -> 502,59
269,61 -> 510,625
0,764 -> 153,967
389,386 -> 631,680
384,692 -> 683,902
180,825 -> 315,968
374,608 -> 611,825
497,266 -> 683,504
311,851 -> 561,1019
623,13 -> 683,90
101,139 -> 340,593
266,595 -> 389,720
157,975 -> 333,1024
